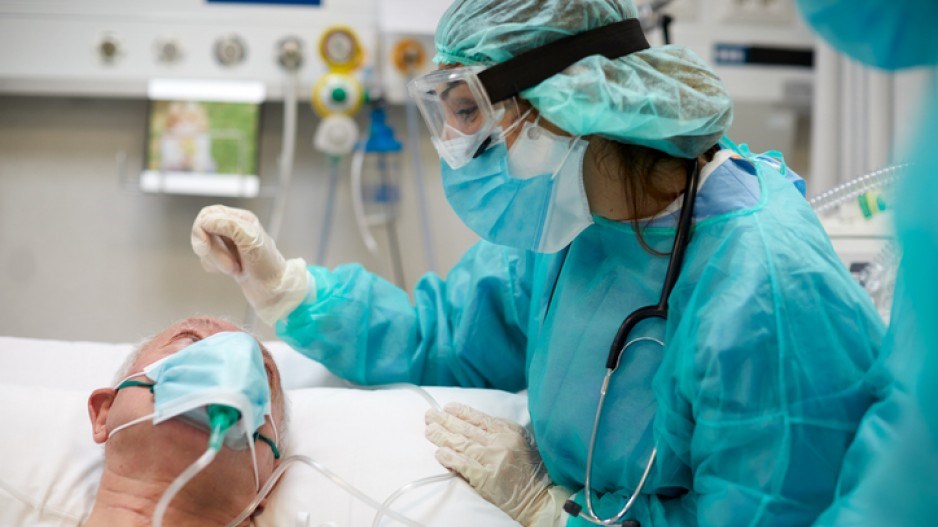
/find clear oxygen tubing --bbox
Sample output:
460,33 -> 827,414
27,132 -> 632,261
315,155 -> 342,265
809,163 -> 908,214
225,454 -> 431,527
371,473 -> 457,527
225,383 -> 452,527
345,381 -> 442,412
246,70 -> 300,330
153,406 -> 243,527
404,78 -> 438,273
357,383 -> 457,527
153,446 -> 218,527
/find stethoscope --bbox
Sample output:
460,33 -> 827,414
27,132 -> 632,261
562,158 -> 700,526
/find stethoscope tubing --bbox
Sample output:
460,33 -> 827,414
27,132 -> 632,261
605,159 -> 700,371
574,159 -> 701,526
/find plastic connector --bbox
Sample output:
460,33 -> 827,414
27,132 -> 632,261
207,404 -> 241,452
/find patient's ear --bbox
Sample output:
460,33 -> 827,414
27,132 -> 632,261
88,388 -> 116,444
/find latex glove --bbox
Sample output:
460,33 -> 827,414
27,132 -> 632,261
191,205 -> 310,325
425,403 -> 570,527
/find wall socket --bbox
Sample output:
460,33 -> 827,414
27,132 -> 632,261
721,0 -> 796,24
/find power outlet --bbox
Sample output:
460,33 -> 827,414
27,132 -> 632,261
721,0 -> 796,24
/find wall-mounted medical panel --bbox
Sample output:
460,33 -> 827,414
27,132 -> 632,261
0,0 -> 378,99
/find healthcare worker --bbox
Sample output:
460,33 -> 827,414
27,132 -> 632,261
795,1 -> 938,525
192,1 -> 885,525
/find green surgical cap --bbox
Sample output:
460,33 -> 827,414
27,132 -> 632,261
435,0 -> 734,158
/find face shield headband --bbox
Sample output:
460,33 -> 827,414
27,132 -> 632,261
408,18 -> 650,169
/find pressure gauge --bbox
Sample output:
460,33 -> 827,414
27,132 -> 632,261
319,27 -> 363,72
311,72 -> 363,117
391,37 -> 428,76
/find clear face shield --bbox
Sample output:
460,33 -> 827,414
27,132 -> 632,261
407,18 -> 651,170
408,67 -> 521,169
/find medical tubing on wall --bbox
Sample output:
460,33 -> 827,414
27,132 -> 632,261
267,70 -> 300,241
386,225 -> 406,287
153,446 -> 218,527
244,72 -> 298,330
404,90 -> 437,273
351,147 -> 381,255
371,473 -> 457,527
316,156 -> 342,265
809,164 -> 907,214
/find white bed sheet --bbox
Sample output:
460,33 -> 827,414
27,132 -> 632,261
0,336 -> 527,527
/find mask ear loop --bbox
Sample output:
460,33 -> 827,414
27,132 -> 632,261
114,370 -> 147,389
252,415 -> 280,488
247,426 -> 261,490
549,134 -> 584,179
269,416 -> 280,451
108,412 -> 157,439
498,106 -> 534,140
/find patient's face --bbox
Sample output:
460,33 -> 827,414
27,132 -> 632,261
88,316 -> 284,520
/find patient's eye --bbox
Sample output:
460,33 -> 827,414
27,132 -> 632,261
174,330 -> 202,345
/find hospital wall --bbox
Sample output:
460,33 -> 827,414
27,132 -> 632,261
0,96 -> 480,342
8,0 -> 923,343
0,91 -> 819,344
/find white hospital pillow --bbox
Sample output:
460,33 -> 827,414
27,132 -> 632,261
0,385 -> 99,526
257,387 -> 528,527
0,336 -> 528,527
0,336 -> 134,391
263,340 -> 349,389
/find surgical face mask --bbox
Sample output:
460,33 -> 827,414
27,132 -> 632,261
112,331 -> 279,459
433,125 -> 481,169
441,119 -> 592,253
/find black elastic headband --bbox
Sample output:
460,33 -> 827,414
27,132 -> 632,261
478,18 -> 650,104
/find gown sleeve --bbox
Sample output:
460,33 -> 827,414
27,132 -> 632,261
274,240 -> 534,390
648,203 -> 885,526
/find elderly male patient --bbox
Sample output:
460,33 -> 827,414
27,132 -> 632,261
83,316 -> 286,527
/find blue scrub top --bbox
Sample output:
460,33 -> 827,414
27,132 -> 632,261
278,149 -> 884,526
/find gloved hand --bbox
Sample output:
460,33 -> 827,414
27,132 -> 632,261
191,205 -> 310,325
425,403 -> 571,527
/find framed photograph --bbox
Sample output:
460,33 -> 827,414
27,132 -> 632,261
141,79 -> 264,197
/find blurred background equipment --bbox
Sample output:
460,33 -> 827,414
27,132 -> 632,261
0,0 -> 933,341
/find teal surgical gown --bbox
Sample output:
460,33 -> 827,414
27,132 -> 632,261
812,93 -> 938,527
277,148 -> 884,526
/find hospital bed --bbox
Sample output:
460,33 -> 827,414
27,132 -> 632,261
0,335 -> 527,527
